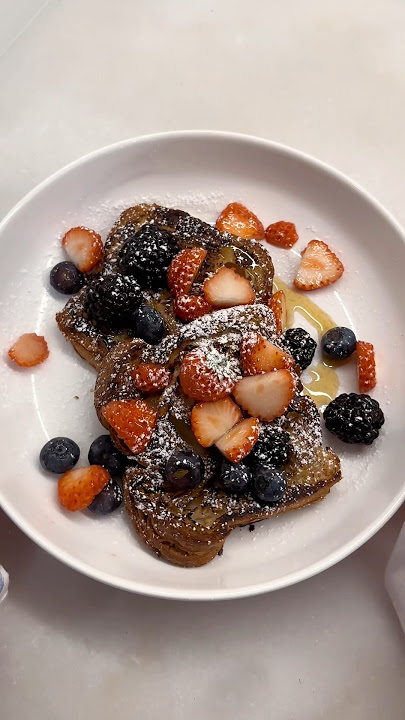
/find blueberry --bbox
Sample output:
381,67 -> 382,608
88,478 -> 123,515
40,437 -> 80,474
50,261 -> 84,294
165,451 -> 203,490
133,306 -> 165,345
321,326 -> 357,360
220,459 -> 251,493
252,464 -> 287,504
88,435 -> 126,477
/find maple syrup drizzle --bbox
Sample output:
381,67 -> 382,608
273,277 -> 339,409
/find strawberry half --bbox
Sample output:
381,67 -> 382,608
191,396 -> 242,448
269,290 -> 287,334
173,294 -> 212,322
265,221 -> 298,249
132,363 -> 172,393
8,333 -> 49,367
216,202 -> 265,240
58,465 -> 110,511
357,341 -> 377,393
62,226 -> 103,273
294,240 -> 344,291
204,266 -> 255,308
102,399 -> 158,454
180,348 -> 238,402
215,417 -> 259,463
240,332 -> 294,375
168,247 -> 207,296
233,370 -> 295,422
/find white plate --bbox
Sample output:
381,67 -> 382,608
0,131 -> 404,600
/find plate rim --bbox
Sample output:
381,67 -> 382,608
1,130 -> 405,600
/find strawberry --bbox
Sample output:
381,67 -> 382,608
180,348 -> 238,402
173,294 -> 212,322
58,465 -> 110,511
102,399 -> 158,454
294,240 -> 344,291
233,370 -> 295,422
269,290 -> 287,334
8,333 -> 49,367
265,221 -> 298,249
357,341 -> 377,393
215,417 -> 259,463
216,202 -> 265,240
62,226 -> 103,273
168,247 -> 207,296
191,396 -> 242,448
240,332 -> 294,375
132,363 -> 172,393
204,266 -> 255,308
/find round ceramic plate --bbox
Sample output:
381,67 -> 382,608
0,132 -> 404,600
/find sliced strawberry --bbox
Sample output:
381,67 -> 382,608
173,294 -> 212,322
58,465 -> 110,512
191,396 -> 242,448
294,240 -> 344,291
204,266 -> 255,308
269,290 -> 287,334
62,226 -> 103,273
168,247 -> 207,296
240,332 -> 294,375
8,333 -> 49,367
357,341 -> 376,393
102,399 -> 158,454
180,348 -> 238,402
233,370 -> 295,422
215,417 -> 259,463
216,202 -> 265,240
265,221 -> 298,249
132,363 -> 172,393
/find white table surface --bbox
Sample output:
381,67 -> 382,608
1,1 -> 405,717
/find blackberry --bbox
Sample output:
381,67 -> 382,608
324,393 -> 384,445
86,273 -> 142,330
246,428 -> 291,468
119,224 -> 179,290
282,327 -> 316,370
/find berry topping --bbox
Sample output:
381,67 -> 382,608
132,363 -> 172,393
191,396 -> 242,448
252,465 -> 287,504
269,290 -> 287,334
102,399 -> 158,454
168,247 -> 207,296
220,459 -> 252,494
180,347 -> 239,402
88,478 -> 123,515
282,327 -> 316,370
165,450 -> 204,490
233,370 -> 296,422
86,274 -> 142,330
216,202 -> 265,240
50,261 -> 84,295
294,240 -> 344,291
119,224 -> 179,290
88,434 -> 126,478
246,428 -> 291,468
133,306 -> 165,345
40,437 -> 80,474
8,333 -> 49,368
321,326 -> 357,360
203,266 -> 256,308
265,221 -> 298,249
324,393 -> 384,444
215,417 -> 259,463
356,341 -> 377,393
62,226 -> 103,274
240,332 -> 294,375
173,294 -> 212,322
58,465 -> 110,511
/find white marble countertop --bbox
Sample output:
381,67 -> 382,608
1,1 -> 405,717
